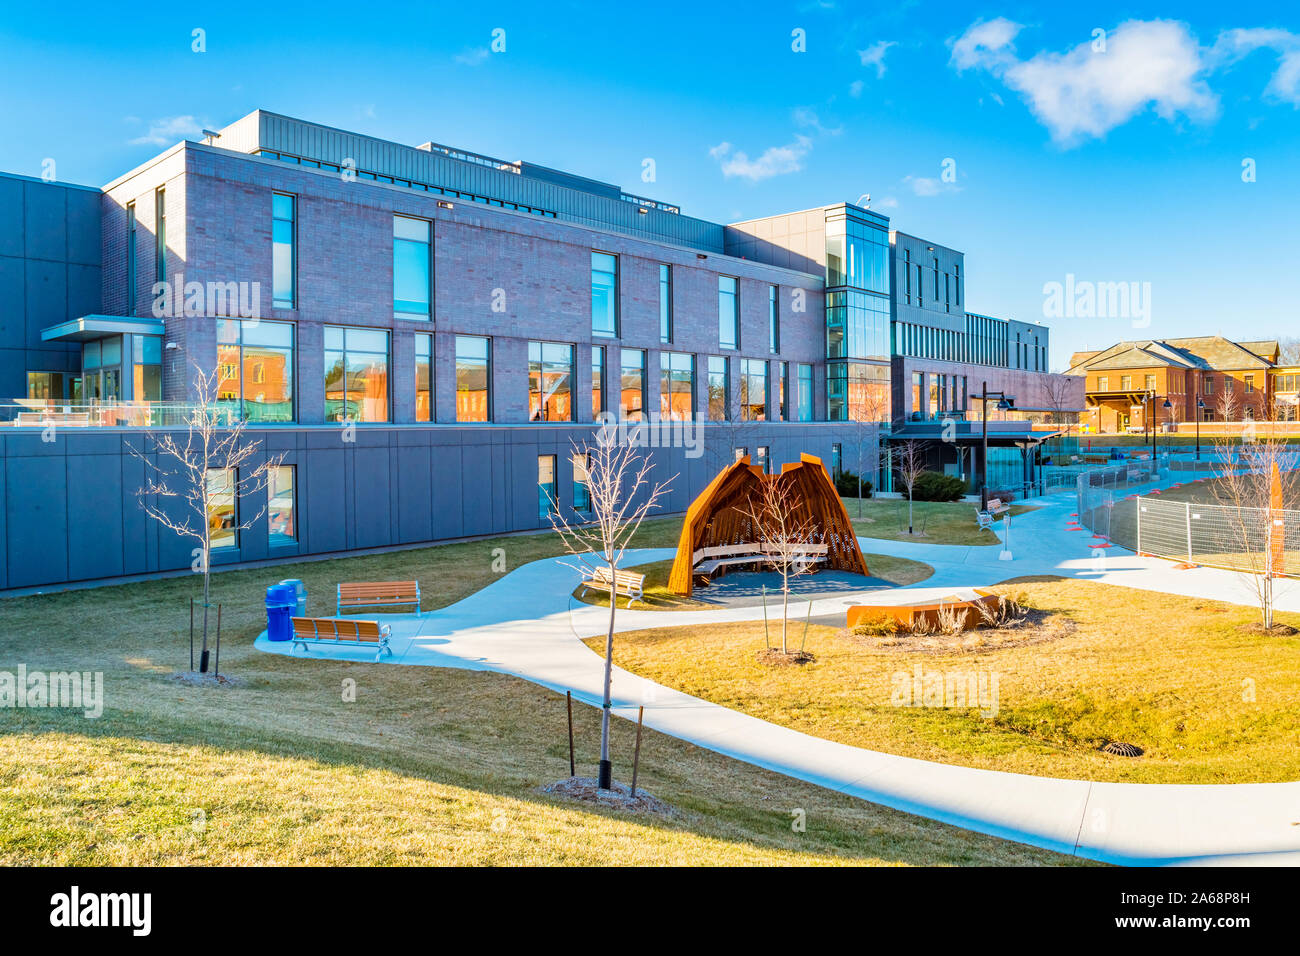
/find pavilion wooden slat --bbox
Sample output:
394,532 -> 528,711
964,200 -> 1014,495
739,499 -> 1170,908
667,453 -> 870,596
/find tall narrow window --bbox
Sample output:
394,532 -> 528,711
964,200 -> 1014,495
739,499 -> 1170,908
591,346 -> 605,418
268,465 -> 296,547
740,358 -> 767,421
154,188 -> 167,284
415,333 -> 433,422
777,361 -> 788,420
591,252 -> 618,337
324,326 -> 389,423
659,264 -> 673,344
831,444 -> 842,478
538,455 -> 558,521
528,341 -> 574,422
768,285 -> 779,353
707,356 -> 729,421
620,348 -> 646,421
718,276 -> 739,350
126,201 -> 137,316
215,318 -> 295,422
272,192 -> 295,309
572,452 -> 592,515
756,446 -> 769,474
455,335 -> 491,422
659,351 -> 694,421
206,468 -> 237,550
797,364 -> 813,421
394,215 -> 431,320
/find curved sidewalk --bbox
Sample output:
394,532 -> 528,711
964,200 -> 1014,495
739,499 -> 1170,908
258,481 -> 1300,865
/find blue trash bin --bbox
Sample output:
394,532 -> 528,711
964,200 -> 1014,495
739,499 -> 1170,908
265,583 -> 296,642
278,579 -> 308,617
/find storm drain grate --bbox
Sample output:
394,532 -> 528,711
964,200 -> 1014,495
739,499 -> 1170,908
1100,741 -> 1144,757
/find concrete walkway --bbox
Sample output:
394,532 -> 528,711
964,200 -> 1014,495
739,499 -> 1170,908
257,477 -> 1300,866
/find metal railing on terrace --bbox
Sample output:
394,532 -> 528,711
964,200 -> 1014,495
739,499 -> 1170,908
0,401 -> 239,428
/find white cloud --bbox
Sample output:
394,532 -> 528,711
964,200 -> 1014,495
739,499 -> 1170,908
902,175 -> 957,197
949,17 -> 1021,72
874,196 -> 899,209
454,48 -> 490,67
849,79 -> 865,98
709,136 -> 812,182
856,40 -> 897,78
792,107 -> 841,135
1212,28 -> 1300,106
129,116 -> 204,147
950,19 -> 1217,145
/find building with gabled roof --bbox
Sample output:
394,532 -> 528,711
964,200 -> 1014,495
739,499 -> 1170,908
1067,335 -> 1279,432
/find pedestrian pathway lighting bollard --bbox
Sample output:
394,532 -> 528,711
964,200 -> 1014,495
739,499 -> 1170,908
999,512 -> 1013,561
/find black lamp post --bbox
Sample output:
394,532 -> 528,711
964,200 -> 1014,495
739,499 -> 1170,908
975,380 -> 1015,510
1195,395 -> 1205,461
1152,394 -> 1171,463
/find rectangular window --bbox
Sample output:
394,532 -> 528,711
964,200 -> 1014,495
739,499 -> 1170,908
206,468 -> 237,550
216,318 -> 295,422
591,252 -> 618,337
591,346 -> 605,418
1145,374 -> 1156,391
126,202 -> 137,316
455,335 -> 491,422
707,356 -> 729,421
132,334 -> 163,403
324,326 -> 389,423
394,215 -> 431,320
659,351 -> 694,421
718,276 -> 739,350
1203,375 -> 1214,395
777,361 -> 788,420
1224,376 -> 1234,394
831,444 -> 842,478
740,358 -> 767,421
572,452 -> 591,515
1245,374 -> 1255,394
154,188 -> 167,284
538,455 -> 558,521
415,333 -> 433,422
1120,375 -> 1132,390
1098,376 -> 1109,391
797,363 -> 813,421
768,285 -> 779,353
272,192 -> 295,309
912,372 -> 923,420
27,371 -> 64,400
620,348 -> 646,420
528,341 -> 575,422
268,465 -> 296,547
659,264 -> 672,344
756,446 -> 770,474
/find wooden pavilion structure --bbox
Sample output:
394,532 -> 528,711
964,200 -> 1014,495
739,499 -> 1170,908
667,453 -> 869,596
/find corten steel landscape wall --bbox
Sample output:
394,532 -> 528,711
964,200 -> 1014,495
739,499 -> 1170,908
0,173 -> 103,400
0,421 -> 868,591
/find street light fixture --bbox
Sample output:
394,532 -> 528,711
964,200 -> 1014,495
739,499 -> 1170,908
1195,395 -> 1205,461
973,381 -> 1015,510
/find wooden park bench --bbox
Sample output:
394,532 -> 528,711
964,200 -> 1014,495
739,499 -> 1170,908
977,497 -> 1010,529
691,544 -> 767,581
336,580 -> 421,615
580,566 -> 646,604
759,542 -> 830,572
291,616 -> 392,660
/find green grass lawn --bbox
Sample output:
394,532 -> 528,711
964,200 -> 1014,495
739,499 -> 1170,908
841,498 -> 1035,546
0,518 -> 1068,866
592,578 -> 1300,785
572,553 -> 935,611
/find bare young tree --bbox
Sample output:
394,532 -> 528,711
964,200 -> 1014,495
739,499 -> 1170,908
1211,436 -> 1296,630
736,479 -> 818,655
1216,384 -> 1241,425
895,439 -> 927,536
548,424 -> 674,790
848,386 -> 889,518
130,360 -> 286,675
1040,376 -> 1079,433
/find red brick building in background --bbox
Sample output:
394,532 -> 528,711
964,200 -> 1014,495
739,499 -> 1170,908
1068,336 -> 1280,433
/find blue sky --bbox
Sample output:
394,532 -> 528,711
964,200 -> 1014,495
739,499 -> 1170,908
2,0 -> 1297,368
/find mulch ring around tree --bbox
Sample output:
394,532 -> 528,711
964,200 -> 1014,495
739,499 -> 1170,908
541,777 -> 676,817
756,648 -> 816,666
